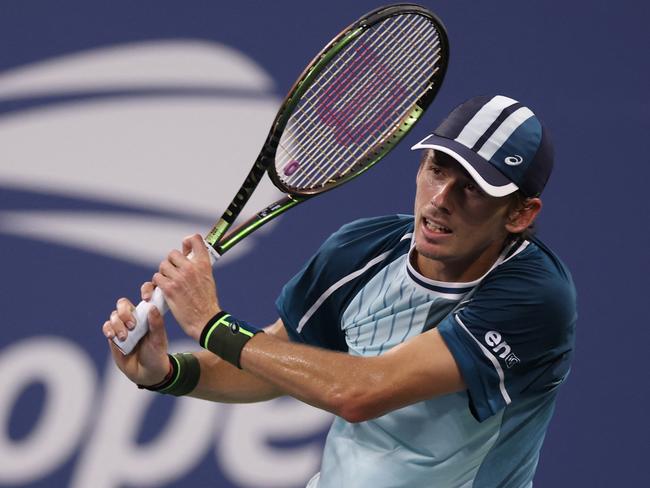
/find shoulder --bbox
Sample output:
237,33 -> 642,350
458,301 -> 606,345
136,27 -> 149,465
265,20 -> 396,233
469,238 -> 577,345
316,214 -> 414,263
488,238 -> 576,315
326,214 -> 414,247
276,215 -> 413,350
439,239 -> 576,410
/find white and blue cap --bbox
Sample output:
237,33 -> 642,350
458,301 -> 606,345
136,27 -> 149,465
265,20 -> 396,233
411,95 -> 554,197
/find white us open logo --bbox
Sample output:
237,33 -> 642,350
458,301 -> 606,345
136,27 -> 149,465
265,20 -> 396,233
0,39 -> 285,268
0,40 -> 328,488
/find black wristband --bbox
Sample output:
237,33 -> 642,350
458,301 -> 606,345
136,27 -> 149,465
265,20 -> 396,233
137,353 -> 200,396
200,311 -> 263,369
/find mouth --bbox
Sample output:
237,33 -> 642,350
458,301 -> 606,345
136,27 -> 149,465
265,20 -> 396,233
423,217 -> 452,235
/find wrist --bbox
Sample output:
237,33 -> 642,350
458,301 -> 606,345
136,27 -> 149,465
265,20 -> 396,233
188,305 -> 221,341
137,353 -> 201,396
199,311 -> 263,368
141,359 -> 174,389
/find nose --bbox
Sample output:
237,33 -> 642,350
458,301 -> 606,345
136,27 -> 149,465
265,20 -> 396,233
432,180 -> 454,213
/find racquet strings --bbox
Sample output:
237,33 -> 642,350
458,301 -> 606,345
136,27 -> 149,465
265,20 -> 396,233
276,13 -> 443,192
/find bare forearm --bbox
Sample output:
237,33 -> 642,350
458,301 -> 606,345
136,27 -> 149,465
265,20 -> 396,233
187,319 -> 288,403
240,333 -> 389,421
188,349 -> 283,403
239,328 -> 465,422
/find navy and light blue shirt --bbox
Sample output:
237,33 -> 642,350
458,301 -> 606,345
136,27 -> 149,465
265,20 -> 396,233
276,215 -> 576,488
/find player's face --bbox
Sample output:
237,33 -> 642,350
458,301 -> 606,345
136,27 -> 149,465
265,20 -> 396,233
413,150 -> 514,282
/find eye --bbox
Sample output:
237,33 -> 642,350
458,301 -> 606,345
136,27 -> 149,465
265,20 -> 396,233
464,182 -> 484,195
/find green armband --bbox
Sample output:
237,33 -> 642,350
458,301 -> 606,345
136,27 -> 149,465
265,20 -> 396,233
137,353 -> 200,396
200,311 -> 263,369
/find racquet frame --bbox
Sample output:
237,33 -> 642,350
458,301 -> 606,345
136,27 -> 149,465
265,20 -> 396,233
205,3 -> 449,256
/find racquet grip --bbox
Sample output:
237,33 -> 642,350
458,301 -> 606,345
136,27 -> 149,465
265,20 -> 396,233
112,238 -> 220,355
113,288 -> 168,355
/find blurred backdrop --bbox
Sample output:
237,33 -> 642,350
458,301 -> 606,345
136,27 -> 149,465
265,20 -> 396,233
0,1 -> 648,487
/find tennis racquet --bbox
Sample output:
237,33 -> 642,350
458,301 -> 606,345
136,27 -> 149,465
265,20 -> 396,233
114,3 -> 449,354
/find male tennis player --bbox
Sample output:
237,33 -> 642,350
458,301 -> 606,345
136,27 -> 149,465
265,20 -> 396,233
104,95 -> 576,487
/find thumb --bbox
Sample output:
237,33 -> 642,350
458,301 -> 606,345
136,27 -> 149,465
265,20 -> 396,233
147,305 -> 168,348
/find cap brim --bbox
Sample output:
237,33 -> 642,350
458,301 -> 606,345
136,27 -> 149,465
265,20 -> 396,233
411,134 -> 518,197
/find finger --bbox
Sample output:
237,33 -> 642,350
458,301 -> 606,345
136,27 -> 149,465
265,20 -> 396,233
147,305 -> 170,353
147,305 -> 167,346
167,249 -> 188,268
186,233 -> 209,262
159,258 -> 182,279
141,281 -> 154,301
152,272 -> 173,294
116,298 -> 136,329
181,234 -> 195,256
109,310 -> 129,342
102,320 -> 116,340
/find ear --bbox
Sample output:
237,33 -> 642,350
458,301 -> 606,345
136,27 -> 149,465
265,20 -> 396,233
505,197 -> 542,234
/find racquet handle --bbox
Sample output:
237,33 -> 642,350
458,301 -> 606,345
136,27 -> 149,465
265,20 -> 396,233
113,287 -> 168,355
112,240 -> 220,355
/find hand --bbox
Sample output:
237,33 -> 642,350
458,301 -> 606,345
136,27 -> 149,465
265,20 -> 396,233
153,233 -> 221,340
103,293 -> 170,386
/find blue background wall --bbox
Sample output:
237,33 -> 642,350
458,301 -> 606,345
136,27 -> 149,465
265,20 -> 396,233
0,1 -> 648,487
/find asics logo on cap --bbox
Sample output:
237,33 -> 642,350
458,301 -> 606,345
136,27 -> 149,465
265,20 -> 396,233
504,155 -> 523,166
410,94 -> 554,197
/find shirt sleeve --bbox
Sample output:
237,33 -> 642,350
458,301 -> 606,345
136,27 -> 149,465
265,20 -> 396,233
274,229 -> 349,352
276,215 -> 413,352
437,249 -> 577,421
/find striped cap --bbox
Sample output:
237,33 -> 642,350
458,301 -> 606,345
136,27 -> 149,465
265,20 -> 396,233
411,95 -> 554,197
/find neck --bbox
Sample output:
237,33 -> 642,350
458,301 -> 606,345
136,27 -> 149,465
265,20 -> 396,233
412,238 -> 513,283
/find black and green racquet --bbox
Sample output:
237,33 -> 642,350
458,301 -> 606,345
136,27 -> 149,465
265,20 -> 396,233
115,3 -> 449,354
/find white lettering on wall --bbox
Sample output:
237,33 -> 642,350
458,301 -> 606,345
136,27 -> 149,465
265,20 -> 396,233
0,337 -> 332,487
71,341 -> 219,488
0,337 -> 96,483
220,399 -> 332,487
